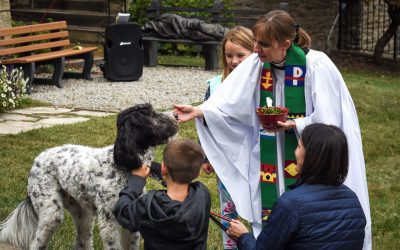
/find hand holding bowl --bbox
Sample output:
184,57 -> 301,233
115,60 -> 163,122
256,106 -> 289,130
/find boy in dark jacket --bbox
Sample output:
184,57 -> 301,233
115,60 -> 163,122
113,139 -> 211,250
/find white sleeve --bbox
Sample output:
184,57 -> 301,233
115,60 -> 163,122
195,53 -> 263,223
295,51 -> 346,135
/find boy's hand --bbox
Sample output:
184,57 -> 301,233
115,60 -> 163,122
131,164 -> 150,178
201,163 -> 214,174
226,219 -> 249,239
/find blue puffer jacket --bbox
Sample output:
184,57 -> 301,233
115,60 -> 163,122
237,183 -> 366,250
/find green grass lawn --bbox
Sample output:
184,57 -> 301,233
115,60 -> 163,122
159,55 -> 206,68
0,65 -> 399,249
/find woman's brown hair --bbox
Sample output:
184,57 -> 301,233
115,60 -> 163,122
252,10 -> 311,49
221,26 -> 254,80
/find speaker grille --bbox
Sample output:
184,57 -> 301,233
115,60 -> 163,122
104,23 -> 143,81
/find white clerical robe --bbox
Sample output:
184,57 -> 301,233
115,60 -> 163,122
195,51 -> 371,249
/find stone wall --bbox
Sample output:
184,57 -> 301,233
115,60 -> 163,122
361,1 -> 396,55
0,0 -> 11,28
233,0 -> 339,52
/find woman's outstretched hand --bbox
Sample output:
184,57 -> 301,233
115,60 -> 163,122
173,104 -> 204,123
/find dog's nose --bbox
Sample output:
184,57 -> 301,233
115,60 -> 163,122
162,111 -> 179,121
173,112 -> 179,120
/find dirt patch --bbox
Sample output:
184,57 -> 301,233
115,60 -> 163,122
0,242 -> 18,250
328,50 -> 400,75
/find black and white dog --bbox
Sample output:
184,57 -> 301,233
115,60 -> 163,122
0,103 -> 178,250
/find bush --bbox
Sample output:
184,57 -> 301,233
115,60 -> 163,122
129,0 -> 234,56
129,0 -> 234,26
0,65 -> 27,112
128,0 -> 152,26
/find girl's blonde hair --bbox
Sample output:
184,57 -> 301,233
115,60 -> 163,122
252,10 -> 311,49
221,26 -> 254,80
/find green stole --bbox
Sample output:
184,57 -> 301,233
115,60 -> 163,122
259,44 -> 306,223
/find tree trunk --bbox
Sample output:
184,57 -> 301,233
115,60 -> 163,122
373,0 -> 400,64
373,22 -> 398,64
0,0 -> 11,28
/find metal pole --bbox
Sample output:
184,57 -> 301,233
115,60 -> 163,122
338,1 -> 346,50
108,0 -> 111,24
212,0 -> 223,24
394,26 -> 398,60
327,13 -> 340,53
279,2 -> 289,11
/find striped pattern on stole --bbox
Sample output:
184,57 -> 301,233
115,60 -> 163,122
259,45 -> 306,223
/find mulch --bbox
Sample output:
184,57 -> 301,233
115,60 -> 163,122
328,50 -> 400,75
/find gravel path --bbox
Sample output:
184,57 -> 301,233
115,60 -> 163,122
30,66 -> 217,111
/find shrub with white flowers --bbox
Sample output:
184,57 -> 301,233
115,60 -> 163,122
0,65 -> 28,112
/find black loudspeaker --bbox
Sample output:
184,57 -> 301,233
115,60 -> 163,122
103,23 -> 143,81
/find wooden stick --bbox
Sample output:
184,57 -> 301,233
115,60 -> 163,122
210,211 -> 232,222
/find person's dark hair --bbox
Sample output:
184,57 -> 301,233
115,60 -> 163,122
163,139 -> 205,184
300,124 -> 348,186
252,10 -> 311,48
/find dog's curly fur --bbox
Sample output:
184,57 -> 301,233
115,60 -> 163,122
0,103 -> 178,250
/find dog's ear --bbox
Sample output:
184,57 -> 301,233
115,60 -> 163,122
114,105 -> 151,171
114,129 -> 142,171
117,103 -> 155,146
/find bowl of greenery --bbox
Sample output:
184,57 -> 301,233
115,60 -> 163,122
256,106 -> 289,130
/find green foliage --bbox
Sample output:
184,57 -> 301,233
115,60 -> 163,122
158,54 -> 205,67
11,18 -> 53,27
10,19 -> 54,56
163,0 -> 213,8
257,106 -> 284,115
11,19 -> 27,27
128,0 -> 152,26
158,43 -> 201,56
129,0 -> 234,55
129,0 -> 234,25
0,66 -> 27,112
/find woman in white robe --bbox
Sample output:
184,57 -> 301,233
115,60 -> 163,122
174,10 -> 371,249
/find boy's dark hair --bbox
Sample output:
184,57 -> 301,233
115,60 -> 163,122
163,139 -> 205,184
300,123 -> 349,186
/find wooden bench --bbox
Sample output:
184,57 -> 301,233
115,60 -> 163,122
144,0 -> 267,70
0,21 -> 97,94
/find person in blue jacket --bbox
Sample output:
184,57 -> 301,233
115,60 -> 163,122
226,123 -> 366,250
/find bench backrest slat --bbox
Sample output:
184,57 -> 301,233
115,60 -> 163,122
0,31 -> 69,46
0,21 -> 71,58
147,6 -> 221,13
221,9 -> 267,15
0,39 -> 70,56
0,21 -> 67,37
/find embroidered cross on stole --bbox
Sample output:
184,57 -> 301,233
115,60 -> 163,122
259,44 -> 307,223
